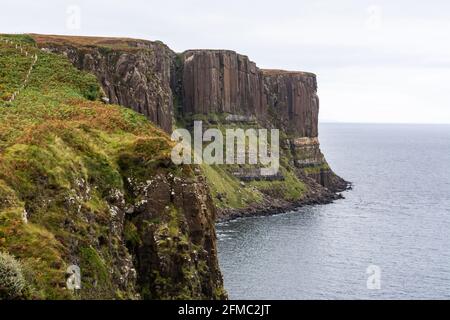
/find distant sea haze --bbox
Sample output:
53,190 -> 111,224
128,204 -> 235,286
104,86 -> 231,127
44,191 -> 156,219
217,123 -> 450,299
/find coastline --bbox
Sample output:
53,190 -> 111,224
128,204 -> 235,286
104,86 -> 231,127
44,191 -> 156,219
217,180 -> 351,222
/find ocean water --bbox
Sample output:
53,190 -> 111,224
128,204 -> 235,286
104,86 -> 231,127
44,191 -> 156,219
216,124 -> 450,299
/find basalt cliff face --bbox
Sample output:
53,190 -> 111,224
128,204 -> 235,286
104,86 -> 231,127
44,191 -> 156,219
181,50 -> 266,117
262,70 -> 319,138
33,35 -> 347,219
180,51 -> 319,138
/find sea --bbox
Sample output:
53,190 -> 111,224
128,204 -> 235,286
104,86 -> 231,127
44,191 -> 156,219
217,123 -> 450,299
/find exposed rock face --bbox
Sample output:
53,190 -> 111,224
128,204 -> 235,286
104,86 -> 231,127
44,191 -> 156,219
290,137 -> 348,192
122,171 -> 225,299
263,70 -> 319,138
34,35 -> 175,132
182,50 -> 267,117
179,52 -> 319,138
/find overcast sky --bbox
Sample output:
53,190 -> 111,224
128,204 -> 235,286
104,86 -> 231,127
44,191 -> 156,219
1,0 -> 450,124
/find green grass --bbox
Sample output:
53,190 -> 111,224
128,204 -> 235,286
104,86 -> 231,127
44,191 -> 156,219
249,168 -> 307,200
201,164 -> 263,209
303,163 -> 330,174
193,120 -> 309,209
78,246 -> 113,299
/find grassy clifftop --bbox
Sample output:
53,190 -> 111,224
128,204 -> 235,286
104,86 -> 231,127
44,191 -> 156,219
0,35 -> 225,300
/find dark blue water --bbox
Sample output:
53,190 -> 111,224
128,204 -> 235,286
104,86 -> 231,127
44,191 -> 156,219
217,124 -> 450,299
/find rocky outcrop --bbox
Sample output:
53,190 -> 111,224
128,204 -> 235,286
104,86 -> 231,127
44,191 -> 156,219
290,137 -> 348,192
182,50 -> 267,117
263,70 -> 319,138
34,35 -> 175,132
179,52 -> 319,138
122,170 -> 225,299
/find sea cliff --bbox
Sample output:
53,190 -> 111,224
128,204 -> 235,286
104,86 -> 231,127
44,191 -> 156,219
33,35 -> 348,220
0,33 -> 347,300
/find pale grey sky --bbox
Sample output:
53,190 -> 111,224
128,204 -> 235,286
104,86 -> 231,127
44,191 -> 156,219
1,0 -> 450,124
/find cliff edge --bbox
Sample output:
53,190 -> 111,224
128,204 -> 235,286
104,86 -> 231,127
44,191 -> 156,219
32,35 -> 348,221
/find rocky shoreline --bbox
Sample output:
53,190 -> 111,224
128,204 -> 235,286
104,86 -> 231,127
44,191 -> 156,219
217,178 -> 351,222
